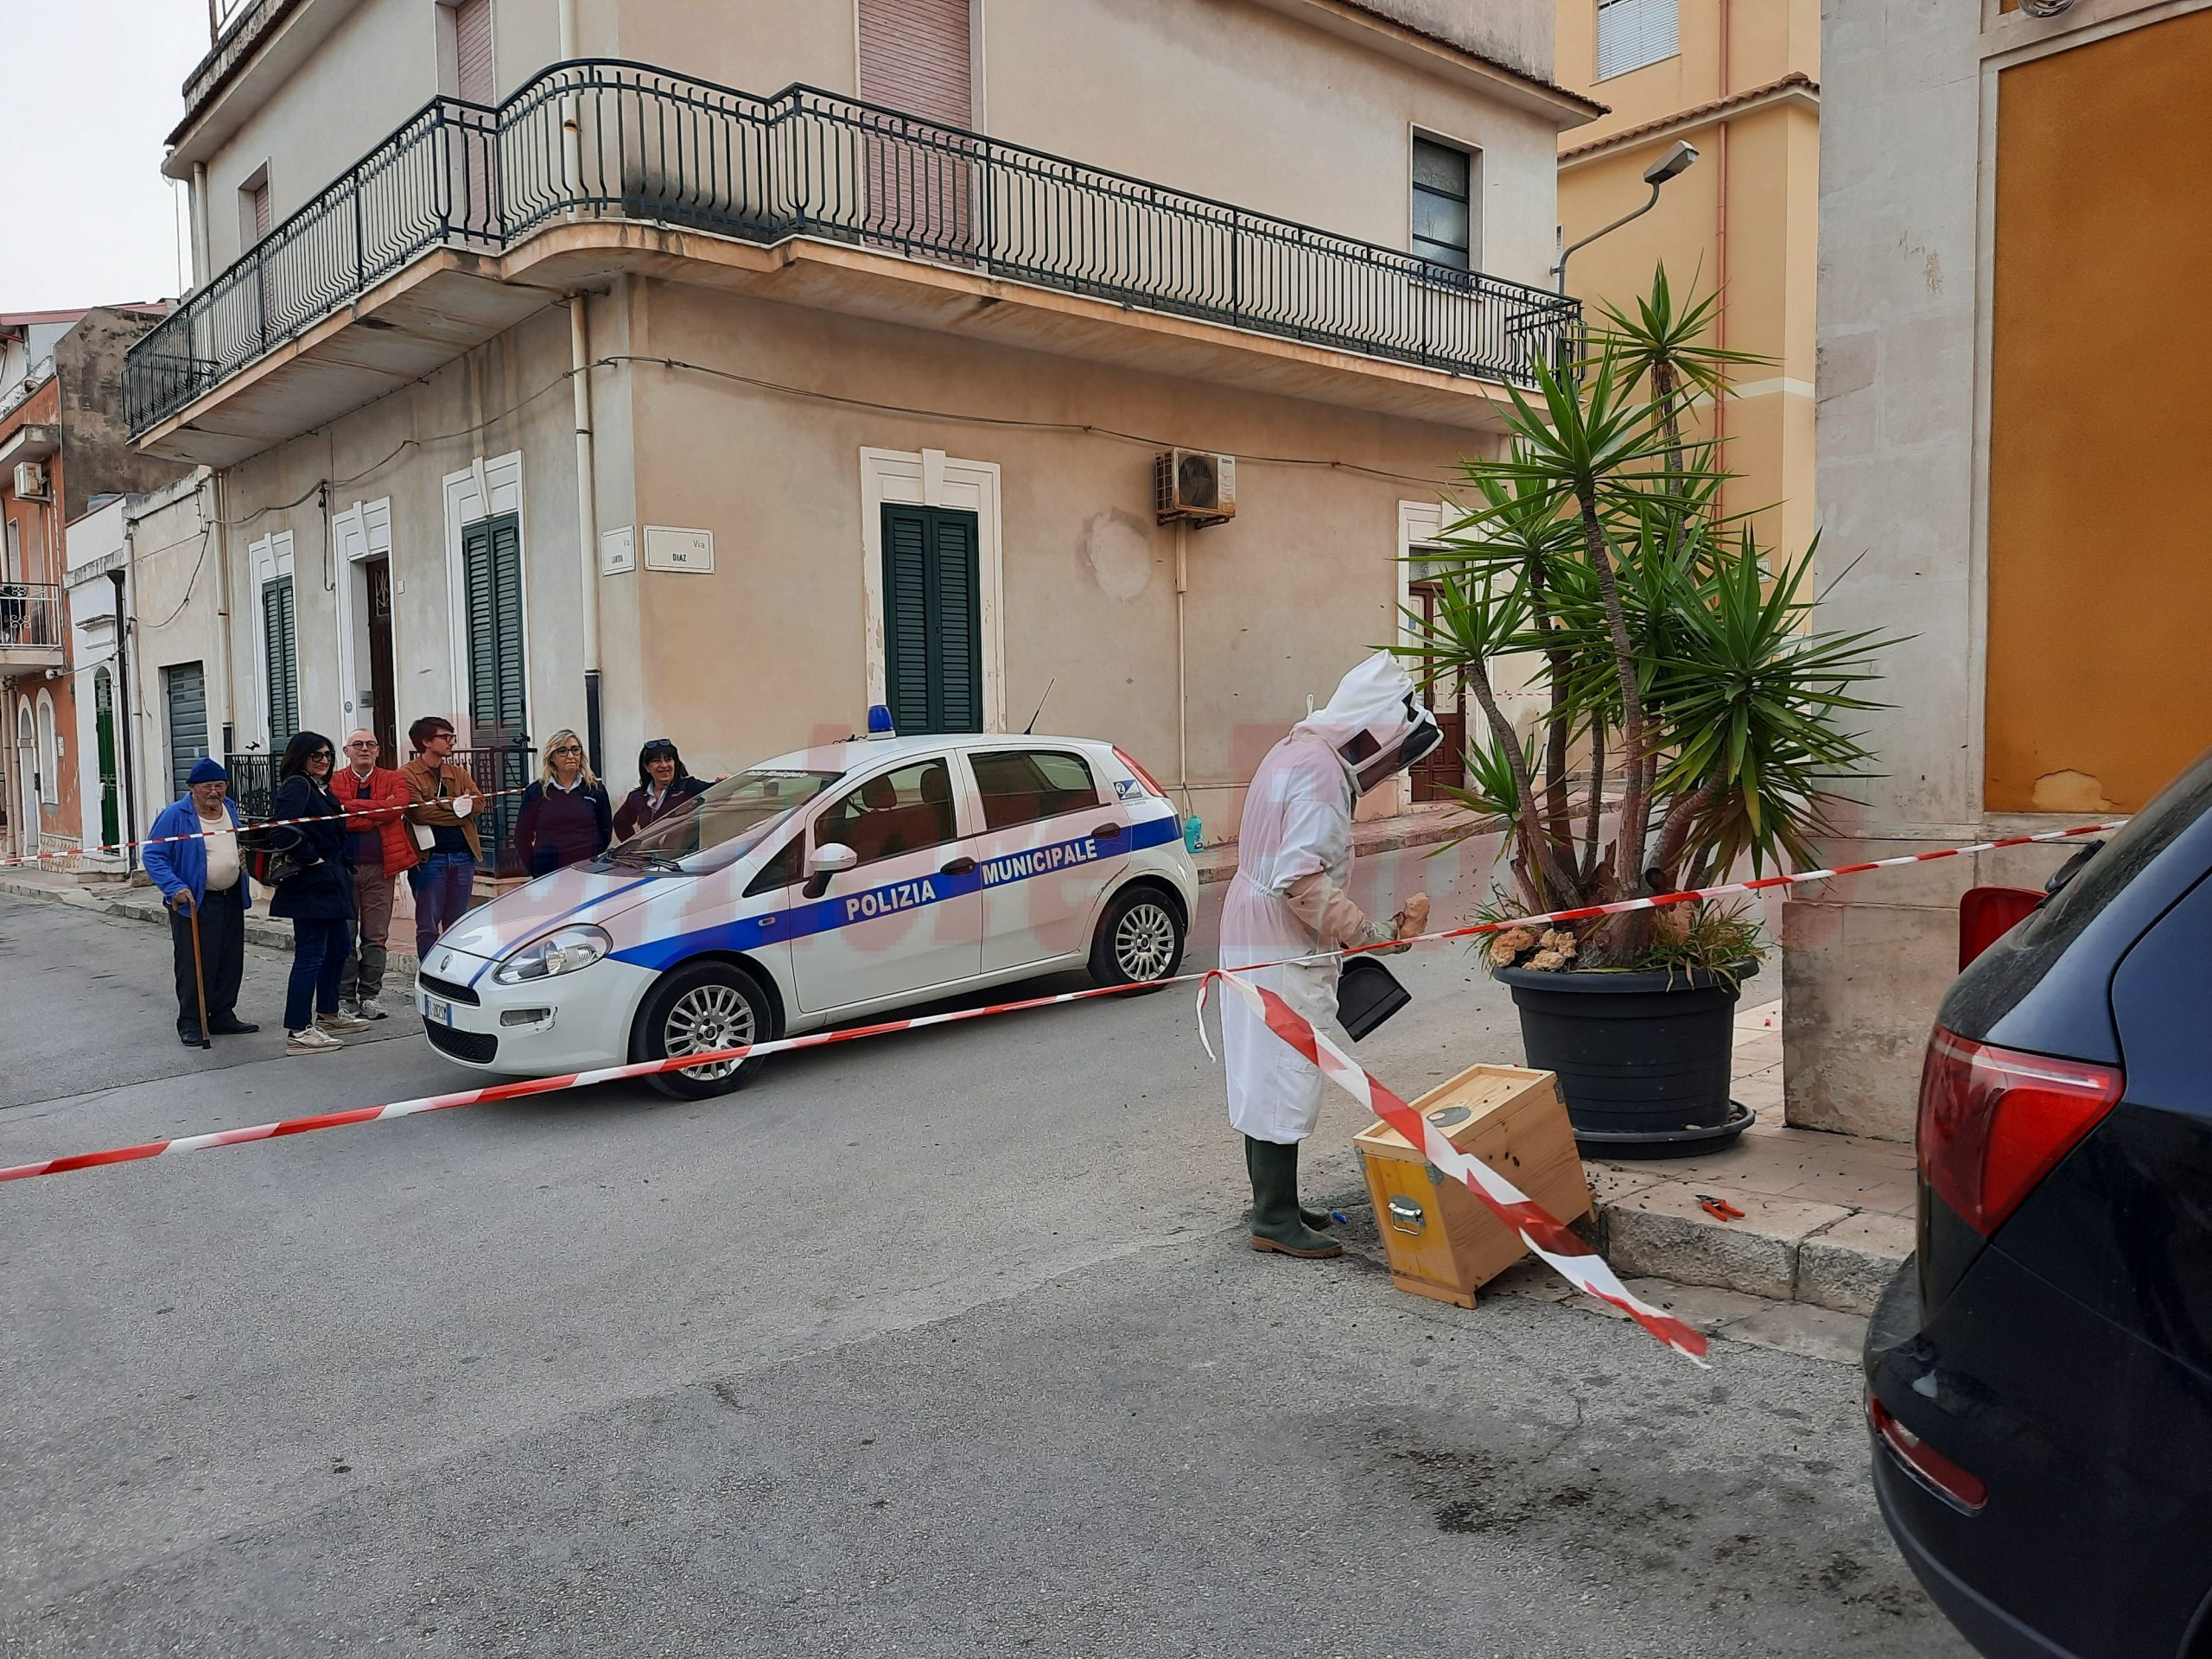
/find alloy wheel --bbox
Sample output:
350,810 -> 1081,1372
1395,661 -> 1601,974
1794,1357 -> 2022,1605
663,982 -> 758,1079
1113,900 -> 1179,982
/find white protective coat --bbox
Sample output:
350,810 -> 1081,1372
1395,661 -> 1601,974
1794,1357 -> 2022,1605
1221,656 -> 1423,1143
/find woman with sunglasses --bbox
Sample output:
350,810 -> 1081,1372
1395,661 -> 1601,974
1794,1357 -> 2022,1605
264,730 -> 365,1054
612,737 -> 709,840
507,728 -> 613,878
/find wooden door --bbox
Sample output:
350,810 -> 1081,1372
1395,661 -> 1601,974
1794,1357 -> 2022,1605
365,557 -> 397,760
1407,580 -> 1466,803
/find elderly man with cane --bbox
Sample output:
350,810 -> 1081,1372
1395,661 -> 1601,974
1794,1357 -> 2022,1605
143,759 -> 259,1046
1222,654 -> 1439,1258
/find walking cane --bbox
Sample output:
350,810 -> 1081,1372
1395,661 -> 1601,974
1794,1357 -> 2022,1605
181,892 -> 213,1051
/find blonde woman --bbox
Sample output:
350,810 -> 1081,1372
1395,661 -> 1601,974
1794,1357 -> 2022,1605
506,729 -> 613,877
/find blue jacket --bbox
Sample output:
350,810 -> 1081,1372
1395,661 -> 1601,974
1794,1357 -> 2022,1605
143,797 -> 254,912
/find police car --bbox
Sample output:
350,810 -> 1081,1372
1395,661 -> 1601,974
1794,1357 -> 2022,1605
415,721 -> 1198,1096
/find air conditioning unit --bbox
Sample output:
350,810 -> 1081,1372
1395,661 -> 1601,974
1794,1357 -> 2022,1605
12,461 -> 49,501
1155,449 -> 1237,526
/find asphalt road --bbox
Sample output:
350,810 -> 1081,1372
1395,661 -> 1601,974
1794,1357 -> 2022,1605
0,853 -> 1964,1657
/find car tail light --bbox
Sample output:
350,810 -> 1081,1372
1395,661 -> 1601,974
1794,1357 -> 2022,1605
1916,1025 -> 2123,1237
1867,1390 -> 1988,1514
1112,747 -> 1169,800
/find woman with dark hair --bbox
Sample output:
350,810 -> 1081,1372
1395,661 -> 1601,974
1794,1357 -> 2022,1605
264,730 -> 363,1054
612,737 -> 710,840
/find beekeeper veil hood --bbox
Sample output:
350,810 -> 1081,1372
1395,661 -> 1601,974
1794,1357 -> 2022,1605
1295,652 -> 1442,795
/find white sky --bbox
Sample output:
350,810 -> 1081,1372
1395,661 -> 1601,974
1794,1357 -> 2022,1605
2,3 -> 209,313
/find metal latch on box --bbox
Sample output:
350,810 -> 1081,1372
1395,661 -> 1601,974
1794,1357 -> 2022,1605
1387,1195 -> 1427,1235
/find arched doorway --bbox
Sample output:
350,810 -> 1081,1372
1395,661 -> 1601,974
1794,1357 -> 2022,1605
14,700 -> 38,855
94,668 -> 119,849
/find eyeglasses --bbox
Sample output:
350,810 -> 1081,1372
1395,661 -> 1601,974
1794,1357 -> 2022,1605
308,749 -> 335,760
550,744 -> 583,757
346,741 -> 378,751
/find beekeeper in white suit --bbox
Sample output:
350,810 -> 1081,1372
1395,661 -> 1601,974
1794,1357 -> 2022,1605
1223,652 -> 1440,1258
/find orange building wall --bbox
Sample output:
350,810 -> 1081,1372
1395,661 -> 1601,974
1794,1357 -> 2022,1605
1985,8 -> 2212,812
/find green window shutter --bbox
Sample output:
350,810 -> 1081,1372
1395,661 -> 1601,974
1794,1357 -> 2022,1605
880,504 -> 982,735
262,574 -> 298,747
463,513 -> 527,739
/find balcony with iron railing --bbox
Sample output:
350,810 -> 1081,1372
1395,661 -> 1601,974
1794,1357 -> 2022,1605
131,60 -> 1578,458
0,583 -> 66,672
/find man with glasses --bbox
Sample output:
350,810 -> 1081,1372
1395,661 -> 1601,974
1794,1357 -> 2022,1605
402,717 -> 482,962
334,728 -> 418,1019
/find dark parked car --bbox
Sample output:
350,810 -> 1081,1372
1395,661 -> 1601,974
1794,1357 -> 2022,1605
1866,745 -> 2212,1657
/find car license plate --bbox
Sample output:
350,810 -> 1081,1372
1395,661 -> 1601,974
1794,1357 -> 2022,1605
424,995 -> 453,1027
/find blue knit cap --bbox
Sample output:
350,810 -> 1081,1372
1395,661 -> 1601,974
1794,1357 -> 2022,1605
187,757 -> 229,785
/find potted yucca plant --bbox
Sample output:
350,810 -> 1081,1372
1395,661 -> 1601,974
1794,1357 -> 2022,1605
1397,269 -> 1893,1154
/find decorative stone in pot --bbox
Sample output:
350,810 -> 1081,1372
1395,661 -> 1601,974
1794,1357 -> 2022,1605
1494,962 -> 1760,1158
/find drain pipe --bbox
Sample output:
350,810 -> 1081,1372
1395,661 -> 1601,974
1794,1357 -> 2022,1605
557,0 -> 601,772
1174,521 -> 1194,825
568,295 -> 602,775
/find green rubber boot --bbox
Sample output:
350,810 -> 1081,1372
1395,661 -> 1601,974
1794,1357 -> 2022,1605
1245,1135 -> 1344,1258
1242,1137 -> 1337,1232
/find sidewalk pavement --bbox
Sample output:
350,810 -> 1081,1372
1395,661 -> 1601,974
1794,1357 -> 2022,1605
1547,996 -> 1914,1357
0,865 -> 422,974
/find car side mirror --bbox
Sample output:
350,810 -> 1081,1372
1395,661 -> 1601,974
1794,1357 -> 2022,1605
804,842 -> 858,899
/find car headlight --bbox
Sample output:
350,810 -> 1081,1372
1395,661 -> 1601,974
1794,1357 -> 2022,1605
493,925 -> 613,985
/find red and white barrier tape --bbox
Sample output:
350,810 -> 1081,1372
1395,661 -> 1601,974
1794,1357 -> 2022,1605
1388,819 -> 2125,956
0,786 -> 528,869
1197,967 -> 1707,1361
0,819 -> 2121,1194
0,977 -> 1174,1185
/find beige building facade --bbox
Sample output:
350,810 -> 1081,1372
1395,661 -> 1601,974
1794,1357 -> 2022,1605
1551,0 -> 1820,556
137,0 -> 1599,855
1793,0 -> 2212,1139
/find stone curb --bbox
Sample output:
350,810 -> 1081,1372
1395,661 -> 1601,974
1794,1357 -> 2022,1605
1586,1174 -> 1912,1316
0,872 -> 421,974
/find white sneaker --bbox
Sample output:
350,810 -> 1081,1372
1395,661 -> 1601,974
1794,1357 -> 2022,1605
353,999 -> 391,1022
287,1026 -> 344,1054
318,1010 -> 372,1033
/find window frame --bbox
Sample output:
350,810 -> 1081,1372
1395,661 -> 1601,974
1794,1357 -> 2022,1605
963,746 -> 1105,834
810,755 -> 964,869
35,689 -> 58,806
1409,132 -> 1479,276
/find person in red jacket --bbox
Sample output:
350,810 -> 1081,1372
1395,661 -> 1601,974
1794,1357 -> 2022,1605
335,728 -> 421,1019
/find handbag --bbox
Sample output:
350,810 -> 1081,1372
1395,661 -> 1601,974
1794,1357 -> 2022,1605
1337,953 -> 1411,1040
239,829 -> 304,887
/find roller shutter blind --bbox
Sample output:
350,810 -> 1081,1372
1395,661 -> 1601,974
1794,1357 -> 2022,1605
163,662 -> 208,800
454,0 -> 494,103
857,0 -> 972,126
880,504 -> 982,736
1597,0 -> 1679,79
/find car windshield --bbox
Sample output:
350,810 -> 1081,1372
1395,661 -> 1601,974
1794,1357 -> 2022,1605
601,767 -> 842,873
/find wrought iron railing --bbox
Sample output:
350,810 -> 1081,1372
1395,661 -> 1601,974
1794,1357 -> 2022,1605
0,582 -> 65,655
129,60 -> 1577,436
222,734 -> 531,874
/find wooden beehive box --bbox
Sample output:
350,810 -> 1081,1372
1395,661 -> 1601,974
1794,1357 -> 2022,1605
1354,1064 -> 1593,1309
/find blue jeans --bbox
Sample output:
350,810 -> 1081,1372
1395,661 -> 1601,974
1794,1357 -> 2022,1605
285,917 -> 353,1032
410,850 -> 477,957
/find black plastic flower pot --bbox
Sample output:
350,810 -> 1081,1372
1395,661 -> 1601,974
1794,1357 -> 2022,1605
1494,963 -> 1760,1158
